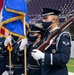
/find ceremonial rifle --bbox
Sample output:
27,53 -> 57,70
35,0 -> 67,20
37,16 -> 74,52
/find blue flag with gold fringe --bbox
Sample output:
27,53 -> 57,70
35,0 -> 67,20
2,0 -> 30,38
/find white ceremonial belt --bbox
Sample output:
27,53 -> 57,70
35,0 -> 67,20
28,64 -> 40,69
13,64 -> 23,68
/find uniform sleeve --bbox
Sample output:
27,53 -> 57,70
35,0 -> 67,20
44,32 -> 71,65
17,44 -> 32,60
16,42 -> 24,60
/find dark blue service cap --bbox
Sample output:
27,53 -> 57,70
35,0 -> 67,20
41,8 -> 61,17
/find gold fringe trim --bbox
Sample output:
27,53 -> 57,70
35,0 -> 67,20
5,6 -> 26,16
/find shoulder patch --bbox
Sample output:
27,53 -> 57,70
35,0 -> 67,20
62,41 -> 70,46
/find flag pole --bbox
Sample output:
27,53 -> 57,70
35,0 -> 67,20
8,43 -> 13,75
9,51 -> 12,75
23,17 -> 27,75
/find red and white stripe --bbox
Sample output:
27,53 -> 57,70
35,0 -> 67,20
0,0 -> 3,23
0,26 -> 10,38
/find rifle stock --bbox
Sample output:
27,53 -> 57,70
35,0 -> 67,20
37,17 -> 74,52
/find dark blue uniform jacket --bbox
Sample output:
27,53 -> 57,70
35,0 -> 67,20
41,31 -> 71,75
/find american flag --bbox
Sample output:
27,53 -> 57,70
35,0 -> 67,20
0,0 -> 3,12
0,26 -> 10,38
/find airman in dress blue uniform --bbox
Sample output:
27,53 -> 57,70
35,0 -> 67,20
31,8 -> 71,75
0,36 -> 7,75
0,35 -> 12,75
2,35 -> 27,75
17,25 -> 46,75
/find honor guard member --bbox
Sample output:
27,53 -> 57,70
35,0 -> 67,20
2,35 -> 27,75
0,35 -> 11,75
17,25 -> 46,75
31,8 -> 71,75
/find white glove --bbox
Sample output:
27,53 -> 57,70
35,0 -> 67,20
4,35 -> 12,46
2,71 -> 9,75
19,38 -> 28,50
31,49 -> 45,60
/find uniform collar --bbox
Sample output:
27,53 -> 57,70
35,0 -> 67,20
49,26 -> 58,33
